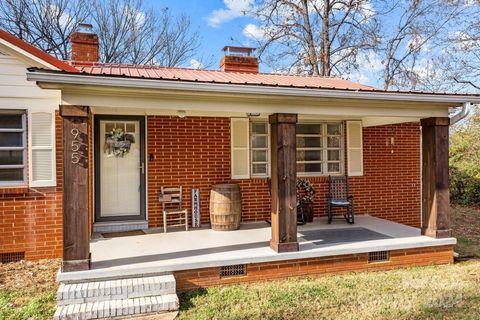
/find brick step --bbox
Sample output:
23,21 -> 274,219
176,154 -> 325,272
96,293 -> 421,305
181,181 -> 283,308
57,274 -> 176,305
54,293 -> 178,320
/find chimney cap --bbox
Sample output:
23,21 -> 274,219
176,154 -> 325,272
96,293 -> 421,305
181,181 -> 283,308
222,46 -> 256,57
76,23 -> 94,34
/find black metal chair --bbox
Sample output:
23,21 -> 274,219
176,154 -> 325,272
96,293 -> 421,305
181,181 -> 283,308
327,176 -> 354,224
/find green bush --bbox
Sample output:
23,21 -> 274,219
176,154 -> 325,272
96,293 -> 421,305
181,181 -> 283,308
449,106 -> 480,206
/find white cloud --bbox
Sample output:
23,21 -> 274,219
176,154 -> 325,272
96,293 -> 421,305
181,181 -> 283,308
242,24 -> 265,40
207,0 -> 253,28
190,59 -> 204,69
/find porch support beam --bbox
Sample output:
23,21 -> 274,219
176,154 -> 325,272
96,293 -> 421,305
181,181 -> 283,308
60,105 -> 91,272
269,113 -> 299,253
420,117 -> 451,238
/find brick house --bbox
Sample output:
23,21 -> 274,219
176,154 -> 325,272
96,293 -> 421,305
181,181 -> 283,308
1,26 -> 479,318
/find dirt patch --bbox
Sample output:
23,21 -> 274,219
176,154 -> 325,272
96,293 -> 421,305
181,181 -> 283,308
0,259 -> 60,291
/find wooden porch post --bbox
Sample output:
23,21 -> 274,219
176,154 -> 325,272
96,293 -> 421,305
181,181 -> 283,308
60,105 -> 91,272
269,113 -> 299,253
420,117 -> 451,238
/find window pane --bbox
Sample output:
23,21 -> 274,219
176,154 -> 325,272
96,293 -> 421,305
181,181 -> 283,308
296,150 -> 322,161
0,168 -> 23,181
252,135 -> 267,148
252,163 -> 267,175
0,132 -> 23,147
297,162 -> 322,173
328,150 -> 340,161
0,150 -> 23,165
105,122 -> 115,132
328,163 -> 340,173
327,136 -> 340,148
126,123 -> 135,133
297,124 -> 321,134
252,150 -> 267,162
251,122 -> 267,134
296,137 -> 322,148
0,114 -> 22,129
327,124 -> 341,135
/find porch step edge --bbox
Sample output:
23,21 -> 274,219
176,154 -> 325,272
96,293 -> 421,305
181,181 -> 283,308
54,293 -> 178,320
57,274 -> 176,305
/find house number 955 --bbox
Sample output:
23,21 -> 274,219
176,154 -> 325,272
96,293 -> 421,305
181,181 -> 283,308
70,128 -> 84,164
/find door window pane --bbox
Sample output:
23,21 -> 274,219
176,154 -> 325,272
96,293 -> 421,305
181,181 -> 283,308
327,136 -> 340,148
250,122 -> 269,177
252,135 -> 267,148
252,150 -> 267,162
252,163 -> 268,175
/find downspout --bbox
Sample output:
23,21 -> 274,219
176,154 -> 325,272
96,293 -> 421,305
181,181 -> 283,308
450,102 -> 471,125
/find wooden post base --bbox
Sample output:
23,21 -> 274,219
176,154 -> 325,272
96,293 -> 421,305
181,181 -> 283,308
421,228 -> 452,239
270,241 -> 299,253
62,254 -> 91,272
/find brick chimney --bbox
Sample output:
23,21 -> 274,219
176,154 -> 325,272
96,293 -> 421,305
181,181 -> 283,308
70,23 -> 98,63
220,46 -> 258,73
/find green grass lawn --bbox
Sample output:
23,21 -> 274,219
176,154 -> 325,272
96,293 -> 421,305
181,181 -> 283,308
0,205 -> 479,319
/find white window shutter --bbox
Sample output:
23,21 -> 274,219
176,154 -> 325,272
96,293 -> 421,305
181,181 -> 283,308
30,111 -> 56,187
231,118 -> 250,179
347,121 -> 363,176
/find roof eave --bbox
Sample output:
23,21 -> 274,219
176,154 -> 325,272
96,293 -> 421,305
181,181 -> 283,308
26,70 -> 480,104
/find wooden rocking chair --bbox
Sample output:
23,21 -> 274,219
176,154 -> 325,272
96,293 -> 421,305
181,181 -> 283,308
327,176 -> 355,224
159,186 -> 188,233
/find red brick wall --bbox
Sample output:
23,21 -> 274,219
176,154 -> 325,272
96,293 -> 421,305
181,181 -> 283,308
0,113 -> 63,260
175,245 -> 454,291
147,117 -> 421,228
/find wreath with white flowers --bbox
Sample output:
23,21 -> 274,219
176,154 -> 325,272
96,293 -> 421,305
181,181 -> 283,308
296,179 -> 315,204
104,127 -> 133,158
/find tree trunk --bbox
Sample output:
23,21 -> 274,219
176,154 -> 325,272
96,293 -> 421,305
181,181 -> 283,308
320,0 -> 331,76
301,0 -> 320,75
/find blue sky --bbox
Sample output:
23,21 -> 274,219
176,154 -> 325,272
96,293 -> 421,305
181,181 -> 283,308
145,0 -> 260,70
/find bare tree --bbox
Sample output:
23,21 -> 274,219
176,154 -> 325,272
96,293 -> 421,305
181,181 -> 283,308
378,0 -> 464,90
0,0 -> 88,59
250,0 -> 381,76
0,0 -> 201,67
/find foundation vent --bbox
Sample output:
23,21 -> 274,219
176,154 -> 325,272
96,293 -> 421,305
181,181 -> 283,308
368,250 -> 390,263
1,252 -> 25,264
220,264 -> 247,277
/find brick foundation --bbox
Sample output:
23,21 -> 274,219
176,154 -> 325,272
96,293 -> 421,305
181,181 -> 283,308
174,245 -> 454,292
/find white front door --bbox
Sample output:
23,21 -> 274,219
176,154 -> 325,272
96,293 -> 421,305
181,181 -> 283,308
95,117 -> 145,221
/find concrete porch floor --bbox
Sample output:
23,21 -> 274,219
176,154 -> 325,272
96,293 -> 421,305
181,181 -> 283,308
58,215 -> 456,282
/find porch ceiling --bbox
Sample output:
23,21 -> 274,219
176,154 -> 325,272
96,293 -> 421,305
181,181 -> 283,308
57,215 -> 456,283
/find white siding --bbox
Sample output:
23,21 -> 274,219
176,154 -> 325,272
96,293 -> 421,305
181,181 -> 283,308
0,52 -> 60,186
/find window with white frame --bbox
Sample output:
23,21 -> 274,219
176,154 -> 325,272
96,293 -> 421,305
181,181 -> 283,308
231,119 -> 345,179
250,121 -> 269,177
0,111 -> 26,185
296,122 -> 343,176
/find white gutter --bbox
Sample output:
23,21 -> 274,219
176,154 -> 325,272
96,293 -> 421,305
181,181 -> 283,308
450,102 -> 471,125
26,71 -> 480,104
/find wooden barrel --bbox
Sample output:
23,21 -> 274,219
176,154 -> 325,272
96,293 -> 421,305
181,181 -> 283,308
209,184 -> 242,231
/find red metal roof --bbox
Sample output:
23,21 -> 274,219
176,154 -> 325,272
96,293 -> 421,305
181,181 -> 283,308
0,29 -> 78,73
73,63 -> 378,91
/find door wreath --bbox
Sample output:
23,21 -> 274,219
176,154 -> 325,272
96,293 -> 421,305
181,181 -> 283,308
104,127 -> 135,158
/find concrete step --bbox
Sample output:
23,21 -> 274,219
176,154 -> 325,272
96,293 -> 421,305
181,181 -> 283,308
57,274 -> 176,305
54,294 -> 178,320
